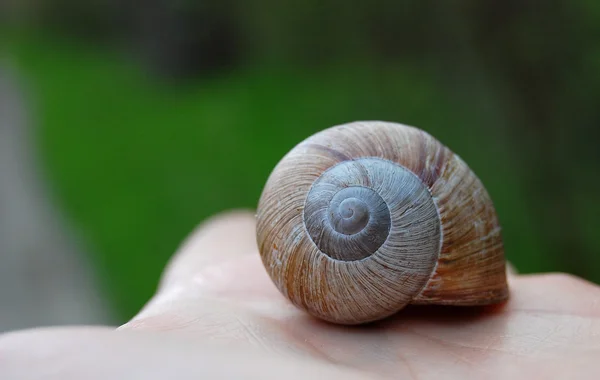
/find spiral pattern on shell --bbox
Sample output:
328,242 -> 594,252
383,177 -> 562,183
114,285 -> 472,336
256,121 -> 508,325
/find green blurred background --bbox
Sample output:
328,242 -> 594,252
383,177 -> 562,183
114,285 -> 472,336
1,1 -> 599,324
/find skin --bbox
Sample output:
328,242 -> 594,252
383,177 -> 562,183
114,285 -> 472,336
1,210 -> 599,379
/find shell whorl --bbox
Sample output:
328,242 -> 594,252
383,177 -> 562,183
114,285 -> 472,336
256,121 -> 508,325
304,158 -> 440,266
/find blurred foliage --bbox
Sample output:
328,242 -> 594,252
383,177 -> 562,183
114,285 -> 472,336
2,0 -> 600,322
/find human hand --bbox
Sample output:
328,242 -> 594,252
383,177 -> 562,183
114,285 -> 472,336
1,210 -> 599,379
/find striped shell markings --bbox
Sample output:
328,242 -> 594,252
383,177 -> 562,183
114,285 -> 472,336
256,121 -> 508,325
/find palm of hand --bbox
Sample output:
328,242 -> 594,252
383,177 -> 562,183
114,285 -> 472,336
2,211 -> 599,379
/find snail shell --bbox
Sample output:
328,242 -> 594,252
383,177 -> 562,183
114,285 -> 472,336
256,121 -> 508,325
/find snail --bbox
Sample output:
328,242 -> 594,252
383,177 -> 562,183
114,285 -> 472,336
255,121 -> 509,325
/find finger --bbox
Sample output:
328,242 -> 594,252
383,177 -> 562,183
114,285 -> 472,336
158,209 -> 258,290
503,272 -> 600,315
121,209 -> 289,328
506,261 -> 518,277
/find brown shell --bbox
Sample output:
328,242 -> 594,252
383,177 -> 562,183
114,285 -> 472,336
256,121 -> 508,324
